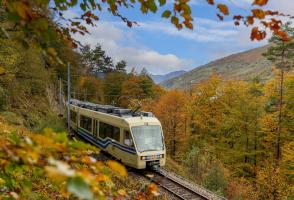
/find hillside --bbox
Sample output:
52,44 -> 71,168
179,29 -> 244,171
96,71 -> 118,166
161,45 -> 273,89
150,70 -> 186,84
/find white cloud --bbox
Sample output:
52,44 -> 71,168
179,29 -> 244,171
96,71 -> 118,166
73,22 -> 194,74
69,0 -> 293,74
139,19 -> 239,42
268,0 -> 294,15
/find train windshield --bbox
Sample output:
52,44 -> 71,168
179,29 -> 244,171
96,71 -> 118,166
131,125 -> 164,152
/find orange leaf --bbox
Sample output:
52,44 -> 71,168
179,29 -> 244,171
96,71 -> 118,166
251,27 -> 266,41
247,16 -> 254,25
274,30 -> 291,42
206,0 -> 214,5
184,21 -> 193,29
268,19 -> 281,31
265,10 -> 279,16
217,4 -> 229,16
253,0 -> 269,6
252,9 -> 265,19
84,11 -> 91,17
233,15 -> 243,20
148,183 -> 159,196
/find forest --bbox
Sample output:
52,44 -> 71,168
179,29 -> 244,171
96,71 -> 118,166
0,0 -> 293,199
69,36 -> 294,199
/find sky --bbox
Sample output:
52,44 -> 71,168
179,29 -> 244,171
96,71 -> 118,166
69,0 -> 294,75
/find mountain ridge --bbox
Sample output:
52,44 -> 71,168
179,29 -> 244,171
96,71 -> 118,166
160,45 -> 273,89
150,70 -> 187,84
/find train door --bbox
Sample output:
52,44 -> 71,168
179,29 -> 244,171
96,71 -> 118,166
93,119 -> 99,138
121,129 -> 136,166
123,130 -> 134,148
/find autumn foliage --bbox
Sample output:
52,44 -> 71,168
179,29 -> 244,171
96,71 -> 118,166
0,116 -> 159,199
0,0 -> 293,61
143,71 -> 293,199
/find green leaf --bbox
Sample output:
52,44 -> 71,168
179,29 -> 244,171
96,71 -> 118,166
7,12 -> 21,22
159,0 -> 166,6
161,10 -> 171,18
146,0 -> 157,13
8,132 -> 21,145
171,16 -> 179,25
140,4 -> 148,13
56,132 -> 68,143
80,3 -> 87,11
67,176 -> 94,200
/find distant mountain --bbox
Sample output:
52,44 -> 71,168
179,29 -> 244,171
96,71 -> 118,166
161,45 -> 273,89
150,70 -> 187,84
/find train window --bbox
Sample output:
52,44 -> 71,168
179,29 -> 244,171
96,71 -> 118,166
80,115 -> 92,133
112,127 -> 120,141
93,120 -> 98,137
70,111 -> 77,123
99,122 -> 120,141
124,130 -> 134,147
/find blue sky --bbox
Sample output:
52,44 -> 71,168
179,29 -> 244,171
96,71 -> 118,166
69,0 -> 294,75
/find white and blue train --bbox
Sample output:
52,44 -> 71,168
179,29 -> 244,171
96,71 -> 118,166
69,99 -> 166,169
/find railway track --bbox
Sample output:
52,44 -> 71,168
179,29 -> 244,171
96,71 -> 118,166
142,169 -> 226,200
75,135 -> 225,200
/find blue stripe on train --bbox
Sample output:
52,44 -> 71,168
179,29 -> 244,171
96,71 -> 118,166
76,128 -> 137,154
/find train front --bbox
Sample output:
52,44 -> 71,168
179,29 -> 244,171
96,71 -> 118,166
127,117 -> 166,170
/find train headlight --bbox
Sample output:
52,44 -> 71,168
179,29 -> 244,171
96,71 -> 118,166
141,156 -> 147,160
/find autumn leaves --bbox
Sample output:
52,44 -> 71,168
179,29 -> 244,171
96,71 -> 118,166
0,117 -> 159,199
206,0 -> 293,42
1,0 -> 293,62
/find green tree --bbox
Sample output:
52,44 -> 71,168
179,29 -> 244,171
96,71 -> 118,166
115,60 -> 127,73
80,44 -> 115,73
80,45 -> 94,69
203,164 -> 227,197
103,72 -> 127,105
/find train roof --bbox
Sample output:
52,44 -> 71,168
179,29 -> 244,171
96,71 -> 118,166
70,99 -> 155,119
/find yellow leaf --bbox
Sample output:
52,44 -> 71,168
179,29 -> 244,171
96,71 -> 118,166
13,1 -> 31,20
47,48 -> 58,57
45,166 -> 68,183
106,160 -> 127,177
118,189 -> 126,196
0,67 -> 5,75
27,150 -> 39,164
0,178 -> 5,185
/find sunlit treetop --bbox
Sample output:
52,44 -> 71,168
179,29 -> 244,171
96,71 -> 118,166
0,0 -> 293,58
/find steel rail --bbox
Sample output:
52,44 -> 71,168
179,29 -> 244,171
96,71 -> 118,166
144,170 -> 208,200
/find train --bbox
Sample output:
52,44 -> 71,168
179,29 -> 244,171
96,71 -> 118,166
69,99 -> 166,170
